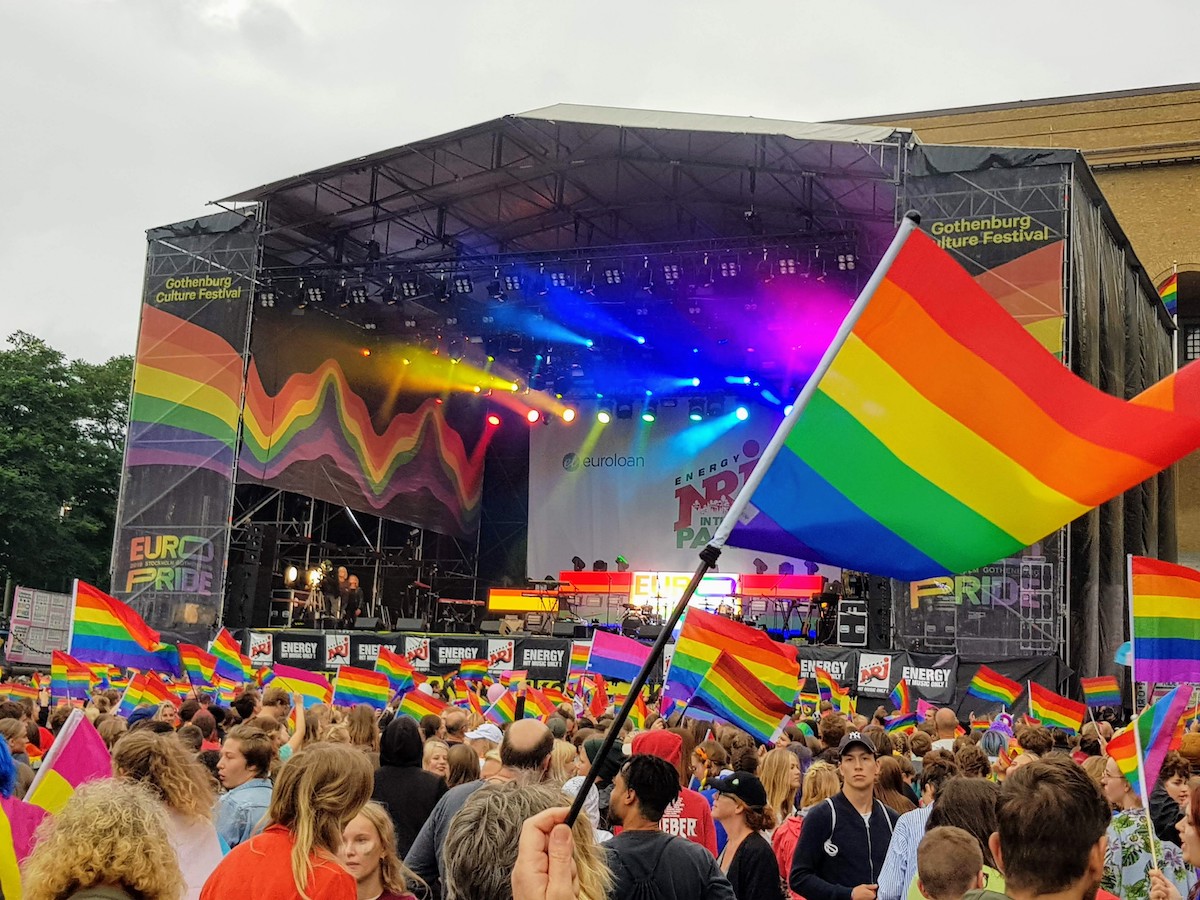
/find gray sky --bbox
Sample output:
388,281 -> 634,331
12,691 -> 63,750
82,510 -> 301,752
2,0 -> 1196,363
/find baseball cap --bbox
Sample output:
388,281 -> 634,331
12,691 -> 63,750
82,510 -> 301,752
837,731 -> 877,757
709,771 -> 768,808
465,723 -> 503,743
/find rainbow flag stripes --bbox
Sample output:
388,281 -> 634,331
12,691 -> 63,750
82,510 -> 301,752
629,691 -> 649,730
1160,273 -> 1179,317
691,652 -> 792,744
398,689 -> 447,721
117,674 -> 146,718
267,664 -> 333,708
50,651 -> 94,702
1109,685 -> 1191,796
375,646 -> 416,694
141,672 -> 178,707
725,223 -> 1200,580
524,686 -> 557,720
1080,675 -> 1122,708
178,644 -> 218,689
885,712 -> 917,734
1131,556 -> 1200,683
484,690 -> 518,725
209,628 -> 251,682
569,642 -> 590,676
69,582 -> 180,676
459,659 -> 490,681
1028,683 -> 1085,733
966,665 -> 1022,707
889,679 -> 912,714
333,666 -> 390,711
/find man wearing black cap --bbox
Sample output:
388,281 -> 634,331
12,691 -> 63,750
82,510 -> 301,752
790,732 -> 899,900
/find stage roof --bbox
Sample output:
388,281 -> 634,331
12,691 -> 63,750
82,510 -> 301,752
219,104 -> 909,270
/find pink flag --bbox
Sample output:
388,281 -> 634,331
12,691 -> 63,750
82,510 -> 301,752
25,710 -> 112,813
917,698 -> 937,721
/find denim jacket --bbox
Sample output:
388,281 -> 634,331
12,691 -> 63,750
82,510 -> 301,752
215,778 -> 272,848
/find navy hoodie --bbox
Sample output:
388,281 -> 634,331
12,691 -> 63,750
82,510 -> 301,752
789,791 -> 899,900
372,716 -> 448,856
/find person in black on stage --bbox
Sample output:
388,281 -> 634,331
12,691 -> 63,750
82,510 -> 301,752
343,574 -> 365,627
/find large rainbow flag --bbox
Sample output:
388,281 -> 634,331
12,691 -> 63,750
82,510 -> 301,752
690,652 -> 792,743
209,628 -> 251,683
724,221 -> 1200,580
1130,556 -> 1200,683
69,582 -> 180,676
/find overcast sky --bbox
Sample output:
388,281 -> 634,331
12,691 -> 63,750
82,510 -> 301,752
2,0 -> 1196,362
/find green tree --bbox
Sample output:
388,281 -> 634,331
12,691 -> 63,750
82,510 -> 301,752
0,332 -> 132,594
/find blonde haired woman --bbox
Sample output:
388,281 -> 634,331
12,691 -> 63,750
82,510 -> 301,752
422,739 -> 450,779
346,704 -> 381,767
340,801 -> 421,900
202,743 -> 375,900
549,738 -> 578,783
759,747 -> 802,832
23,779 -> 185,900
113,730 -> 224,899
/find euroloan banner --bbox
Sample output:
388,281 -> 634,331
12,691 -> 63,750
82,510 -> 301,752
528,401 -> 839,580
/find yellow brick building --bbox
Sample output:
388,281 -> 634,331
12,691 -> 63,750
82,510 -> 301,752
847,84 -> 1200,567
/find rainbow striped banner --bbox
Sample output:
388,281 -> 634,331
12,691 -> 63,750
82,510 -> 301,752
1080,675 -> 1121,708
397,689 -> 447,720
484,690 -> 518,725
1028,682 -> 1085,733
524,686 -> 558,720
966,665 -> 1022,707
889,679 -> 912,714
1108,685 -> 1190,796
724,220 -> 1200,580
459,659 -> 489,681
50,651 -> 95,702
1130,556 -> 1200,683
568,642 -> 590,677
885,712 -> 917,734
178,644 -> 218,690
691,652 -> 792,744
332,666 -> 390,711
375,646 -> 416,694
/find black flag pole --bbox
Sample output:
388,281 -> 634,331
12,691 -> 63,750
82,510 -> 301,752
564,544 -> 720,827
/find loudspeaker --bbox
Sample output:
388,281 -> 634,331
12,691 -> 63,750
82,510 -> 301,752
638,624 -> 665,640
865,577 -> 892,651
391,617 -> 424,633
552,622 -> 577,638
479,620 -> 502,634
227,525 -> 278,628
573,623 -> 592,639
354,617 -> 381,630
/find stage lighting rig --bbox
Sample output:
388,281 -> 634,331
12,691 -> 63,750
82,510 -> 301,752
777,255 -> 798,276
256,283 -> 276,308
635,258 -> 653,293
706,395 -> 725,418
571,555 -> 587,572
549,268 -> 572,289
752,558 -> 768,575
719,256 -> 740,278
503,272 -> 522,292
616,555 -> 630,572
838,253 -> 856,271
602,264 -> 623,285
641,399 -> 658,423
688,399 -> 704,422
597,400 -> 614,424
400,274 -> 422,299
592,560 -> 608,572
350,283 -> 369,305
380,275 -> 398,305
662,262 -> 681,285
452,274 -> 474,294
298,279 -> 326,308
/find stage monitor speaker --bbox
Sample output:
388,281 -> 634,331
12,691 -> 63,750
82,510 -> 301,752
354,617 -> 380,630
573,624 -> 592,639
552,622 -> 577,638
391,617 -> 424,633
638,625 -> 665,640
479,620 -> 501,635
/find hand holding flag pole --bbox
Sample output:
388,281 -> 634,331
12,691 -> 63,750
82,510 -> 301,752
563,212 -> 923,829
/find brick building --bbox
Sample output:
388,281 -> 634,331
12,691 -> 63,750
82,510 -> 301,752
847,84 -> 1200,567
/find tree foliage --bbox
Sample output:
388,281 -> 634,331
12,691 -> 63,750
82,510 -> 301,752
0,332 -> 132,593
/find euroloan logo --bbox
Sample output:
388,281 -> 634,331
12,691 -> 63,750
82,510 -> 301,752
563,452 -> 645,472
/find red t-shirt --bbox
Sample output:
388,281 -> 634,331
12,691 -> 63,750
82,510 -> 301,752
200,825 -> 355,900
658,787 -> 719,855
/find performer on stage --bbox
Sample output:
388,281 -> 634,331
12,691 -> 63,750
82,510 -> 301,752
342,574 -> 365,627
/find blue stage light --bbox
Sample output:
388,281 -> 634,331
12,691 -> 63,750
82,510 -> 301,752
585,339 -> 594,348
635,336 -> 646,345
735,407 -> 749,421
690,377 -> 701,387
725,375 -> 752,385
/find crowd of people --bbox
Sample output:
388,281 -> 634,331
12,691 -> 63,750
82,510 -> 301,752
4,681 -> 1199,900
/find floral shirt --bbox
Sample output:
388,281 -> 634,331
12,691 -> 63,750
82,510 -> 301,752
1102,807 -> 1193,900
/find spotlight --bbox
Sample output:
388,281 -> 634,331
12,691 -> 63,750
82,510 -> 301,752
690,377 -> 701,387
284,565 -> 299,584
256,284 -> 276,308
526,409 -> 542,424
359,348 -> 371,358
432,278 -> 450,302
549,268 -> 572,289
381,275 -> 398,305
486,413 -> 502,427
592,560 -> 608,572
503,272 -> 522,292
635,258 -> 653,293
838,253 -> 856,271
577,269 -> 596,294
597,400 -> 614,424
641,400 -> 658,423
400,274 -> 422,298
752,558 -> 768,575
350,283 -> 369,304
783,404 -> 795,416
616,399 -> 634,420
487,280 -> 505,301
778,561 -> 795,576
336,277 -> 351,307
662,263 -> 681,285
616,555 -> 630,572
735,406 -> 749,421
307,567 -> 323,587
777,256 -> 798,276
452,274 -> 474,294
719,256 -> 740,278
688,399 -> 704,422
635,336 -> 646,345
299,279 -> 326,307
602,264 -> 623,285
561,408 -> 577,423
571,556 -> 586,572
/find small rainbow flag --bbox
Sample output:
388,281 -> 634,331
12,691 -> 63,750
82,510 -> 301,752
209,628 -> 251,682
629,691 -> 649,730
813,667 -> 837,702
885,712 -> 917,734
214,676 -> 240,705
484,690 -> 518,725
1028,683 -> 1085,733
141,672 -> 179,708
587,630 -> 653,683
1159,273 -> 1178,317
50,651 -> 95,702
568,642 -> 590,676
333,666 -> 390,711
1130,556 -> 1200,683
69,582 -> 180,676
375,646 -> 416,694
524,686 -> 557,720
500,670 -> 528,688
267,664 -> 333,707
397,689 -> 448,721
691,652 -> 792,744
459,659 -> 489,681
798,689 -> 820,711
1,683 -> 37,704
541,686 -> 568,706
178,644 -> 218,690
117,674 -> 146,718
1080,675 -> 1121,708
889,679 -> 912,714
1108,684 -> 1190,795
966,665 -> 1022,707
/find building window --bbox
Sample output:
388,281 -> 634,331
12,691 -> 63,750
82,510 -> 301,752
1186,325 -> 1200,363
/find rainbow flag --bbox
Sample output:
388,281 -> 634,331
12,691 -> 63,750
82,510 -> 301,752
889,678 -> 912,714
966,665 -> 1022,707
524,686 -> 558,720
87,664 -> 119,691
1028,683 -> 1085,733
141,671 -> 178,707
1131,556 -> 1200,683
50,650 -> 95,702
333,666 -> 390,711
1080,675 -> 1122,708
629,691 -> 649,730
798,689 -> 820,711
117,674 -> 146,718
885,712 -> 917,734
178,644 -> 218,689
541,686 -> 568,705
26,711 -> 112,814
814,667 -> 850,712
484,690 -> 518,725
459,659 -> 489,681
375,646 -> 416,694
724,221 -> 1200,580
568,642 -> 590,677
1108,684 -> 1190,796
397,689 -> 447,721
501,669 -> 528,688
1160,273 -> 1179,317
209,628 -> 251,682
664,608 -> 799,707
267,664 -> 333,707
691,652 -> 793,744
1,683 -> 37,704
214,676 -> 240,705
587,629 -> 652,683
69,581 -> 180,676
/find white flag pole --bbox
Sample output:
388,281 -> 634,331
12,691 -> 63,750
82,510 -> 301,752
709,211 -> 923,549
